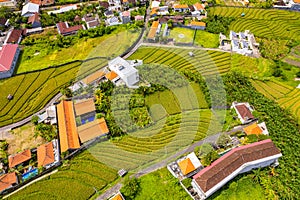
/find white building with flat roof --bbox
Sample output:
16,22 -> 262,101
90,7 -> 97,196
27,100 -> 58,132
108,57 -> 141,87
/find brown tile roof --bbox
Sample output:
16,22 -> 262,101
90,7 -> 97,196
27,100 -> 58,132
82,71 -> 105,84
57,100 -> 80,153
6,29 -> 22,44
243,123 -> 263,135
74,98 -> 95,116
27,12 -> 40,24
56,22 -> 83,36
105,71 -> 118,81
193,139 -> 281,193
78,118 -> 109,143
99,1 -> 109,8
37,142 -> 55,167
147,21 -> 159,39
178,158 -> 196,175
190,21 -> 206,27
0,172 -> 17,192
8,149 -> 31,168
235,104 -> 254,121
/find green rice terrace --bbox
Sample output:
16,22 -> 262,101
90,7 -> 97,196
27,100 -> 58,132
209,7 -> 300,41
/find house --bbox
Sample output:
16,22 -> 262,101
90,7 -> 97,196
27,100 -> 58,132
24,27 -> 43,36
0,18 -> 9,27
151,0 -> 160,8
56,22 -> 85,36
173,4 -> 190,12
192,139 -> 282,199
106,16 -> 122,26
0,44 -> 20,79
104,10 -> 114,17
0,0 -> 16,8
147,21 -> 161,42
243,122 -> 269,135
108,0 -> 122,11
82,16 -> 100,29
78,118 -> 109,143
109,192 -> 125,200
232,102 -> 255,124
47,4 -> 77,15
82,70 -> 106,85
177,152 -> 202,177
21,3 -> 39,17
28,12 -> 41,28
99,1 -> 109,9
0,172 -> 18,193
37,140 -> 60,169
5,28 -> 22,44
190,21 -> 206,30
30,0 -> 54,6
105,71 -> 119,82
120,11 -> 130,24
191,3 -> 206,17
8,149 -> 32,168
108,57 -> 141,87
37,105 -> 57,124
134,15 -> 144,21
57,100 -> 80,153
74,98 -> 96,124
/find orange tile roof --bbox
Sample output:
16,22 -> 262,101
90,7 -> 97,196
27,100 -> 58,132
178,158 -> 196,175
194,2 -> 205,10
57,100 -> 80,153
0,172 -> 17,192
8,149 -> 31,168
74,98 -> 95,116
105,71 -> 118,81
37,142 -> 55,167
78,118 -> 109,143
174,4 -> 189,9
243,123 -> 263,135
82,71 -> 105,84
110,193 -> 124,200
150,8 -> 158,16
294,0 -> 300,3
190,21 -> 206,27
147,21 -> 159,39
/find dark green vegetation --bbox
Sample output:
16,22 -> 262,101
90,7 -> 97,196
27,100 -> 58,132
134,168 -> 190,200
8,151 -> 118,199
223,72 -> 300,199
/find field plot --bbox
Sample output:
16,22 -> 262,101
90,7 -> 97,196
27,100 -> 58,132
128,46 -> 231,76
251,79 -> 300,123
8,151 -> 118,200
88,109 -> 222,171
170,27 -> 195,44
283,45 -> 300,67
17,29 -> 140,73
194,30 -> 220,48
209,7 -> 300,41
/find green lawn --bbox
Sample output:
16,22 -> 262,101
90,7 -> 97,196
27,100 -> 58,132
17,28 -> 140,73
194,30 -> 220,48
170,27 -> 195,44
209,176 -> 266,200
135,168 -> 190,200
7,151 -> 118,200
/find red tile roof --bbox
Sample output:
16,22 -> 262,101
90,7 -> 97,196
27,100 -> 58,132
0,44 -> 19,72
37,142 -> 55,167
193,139 -> 281,193
122,11 -> 130,17
56,22 -> 83,36
8,149 -> 32,168
6,29 -> 22,44
30,0 -> 54,6
235,104 -> 254,120
0,172 -> 17,192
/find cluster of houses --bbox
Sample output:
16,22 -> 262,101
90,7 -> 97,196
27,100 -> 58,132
168,102 -> 281,200
219,30 -> 260,57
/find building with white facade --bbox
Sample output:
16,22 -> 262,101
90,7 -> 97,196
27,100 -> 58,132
0,44 -> 20,79
21,3 -> 39,17
192,139 -> 282,199
108,57 -> 142,87
231,102 -> 255,124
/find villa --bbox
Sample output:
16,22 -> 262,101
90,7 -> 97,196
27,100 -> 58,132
56,22 -> 85,36
8,149 -> 32,168
0,172 -> 18,193
192,139 -> 282,199
37,139 -> 60,169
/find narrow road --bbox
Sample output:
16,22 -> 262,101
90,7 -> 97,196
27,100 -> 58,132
96,183 -> 122,200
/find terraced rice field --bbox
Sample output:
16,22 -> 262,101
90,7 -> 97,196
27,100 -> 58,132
284,46 -> 300,67
0,58 -> 107,128
7,151 -> 118,200
251,79 -> 300,123
89,109 -> 223,171
128,46 -> 232,76
210,7 -> 300,40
